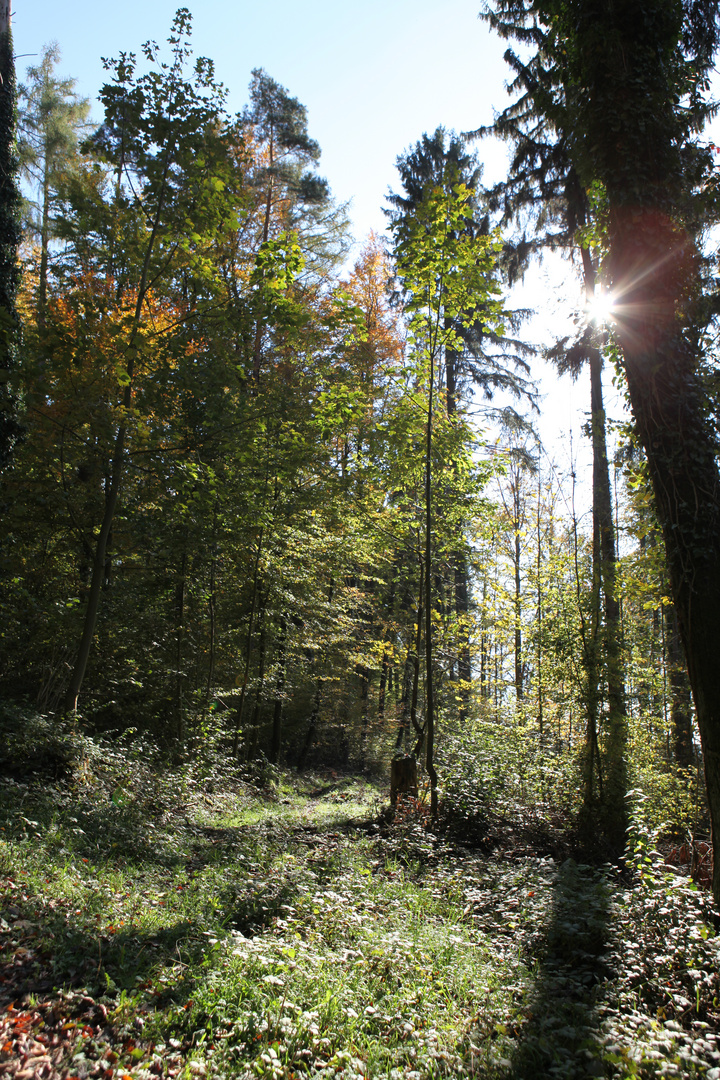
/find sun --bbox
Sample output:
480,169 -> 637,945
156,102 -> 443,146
586,287 -> 615,326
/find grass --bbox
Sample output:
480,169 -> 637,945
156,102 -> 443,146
1,738 -> 719,1079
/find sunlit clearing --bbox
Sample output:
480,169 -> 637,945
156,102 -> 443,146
586,288 -> 615,326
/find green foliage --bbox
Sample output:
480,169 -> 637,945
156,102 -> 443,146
439,711 -> 582,836
2,749 -> 718,1078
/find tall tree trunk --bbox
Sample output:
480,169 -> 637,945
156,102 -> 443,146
175,544 -> 187,746
572,464 -> 602,814
298,679 -> 321,771
395,594 -> 420,752
38,152 -> 50,331
514,518 -> 523,701
247,603 -> 267,760
358,665 -> 370,770
203,502 -> 219,711
667,603 -> 694,771
232,526 -> 264,755
270,615 -> 286,765
570,0 -> 720,904
536,472 -> 544,735
0,0 -> 22,469
583,246 -> 627,851
425,346 -> 438,819
409,561 -> 425,752
377,573 -> 396,723
445,326 -> 472,716
252,126 -> 274,385
455,553 -> 472,718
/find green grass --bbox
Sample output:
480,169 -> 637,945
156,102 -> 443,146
0,747 -> 719,1079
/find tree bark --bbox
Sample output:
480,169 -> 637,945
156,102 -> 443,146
567,0 -> 720,903
270,615 -> 286,765
583,246 -> 627,850
667,602 -> 694,771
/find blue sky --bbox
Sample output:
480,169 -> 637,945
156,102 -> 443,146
14,0 -> 512,252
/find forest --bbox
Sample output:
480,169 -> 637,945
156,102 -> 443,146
2,1 -> 720,1078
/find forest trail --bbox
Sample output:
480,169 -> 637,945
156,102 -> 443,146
0,769 -> 719,1080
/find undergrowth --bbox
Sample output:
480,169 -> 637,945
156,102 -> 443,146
0,723 -> 718,1079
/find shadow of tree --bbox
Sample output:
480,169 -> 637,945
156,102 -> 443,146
503,859 -> 612,1079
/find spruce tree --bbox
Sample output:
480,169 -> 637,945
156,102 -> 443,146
17,43 -> 90,328
477,10 -> 627,851
0,0 -> 22,469
485,0 -> 720,899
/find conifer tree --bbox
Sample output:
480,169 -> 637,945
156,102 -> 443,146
485,0 -> 720,898
476,12 -> 627,847
0,0 -> 22,469
387,129 -> 532,713
18,43 -> 90,327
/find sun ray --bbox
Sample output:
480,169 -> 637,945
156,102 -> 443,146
586,287 -> 615,326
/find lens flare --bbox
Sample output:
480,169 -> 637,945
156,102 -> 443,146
586,288 -> 615,326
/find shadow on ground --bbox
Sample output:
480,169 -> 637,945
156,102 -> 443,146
503,859 -> 613,1079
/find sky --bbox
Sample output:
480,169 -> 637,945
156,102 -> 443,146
12,0 -> 618,497
13,0 -> 513,246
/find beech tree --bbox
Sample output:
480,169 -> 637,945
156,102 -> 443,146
59,11 -> 246,714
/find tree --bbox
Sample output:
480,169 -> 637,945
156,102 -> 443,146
60,10 -> 245,714
387,130 -> 533,720
18,43 -> 90,327
476,10 -> 628,848
486,0 -> 720,899
391,175 -> 505,816
243,68 -> 345,383
0,0 -> 22,469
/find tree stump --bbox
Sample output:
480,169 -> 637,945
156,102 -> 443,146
390,754 -> 418,807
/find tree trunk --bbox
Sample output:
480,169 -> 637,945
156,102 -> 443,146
583,246 -> 627,851
536,472 -> 544,735
445,325 -> 471,717
514,520 -> 523,702
0,0 -> 21,470
252,126 -> 274,385
203,502 -> 218,711
569,0 -> 720,904
38,152 -> 50,331
232,526 -> 264,754
454,552 -> 472,718
607,205 -> 720,896
667,603 -> 694,771
175,544 -> 187,746
425,342 -> 437,820
270,615 -> 286,765
572,463 -> 602,815
247,604 -> 267,760
358,665 -> 370,770
298,679 -> 321,771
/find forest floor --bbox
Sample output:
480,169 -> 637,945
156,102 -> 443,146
0,749 -> 719,1080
